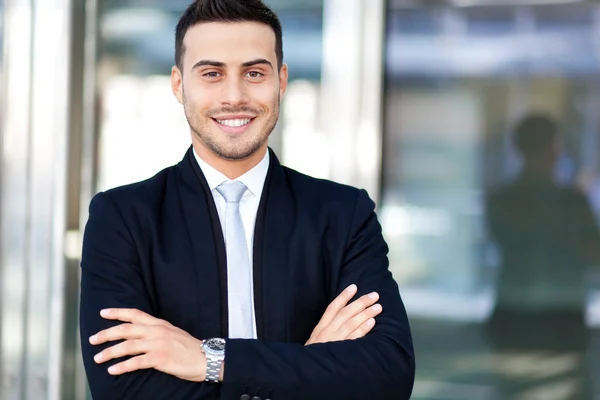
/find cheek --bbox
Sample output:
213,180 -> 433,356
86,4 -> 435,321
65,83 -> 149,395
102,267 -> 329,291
183,78 -> 214,101
183,90 -> 213,113
252,86 -> 280,109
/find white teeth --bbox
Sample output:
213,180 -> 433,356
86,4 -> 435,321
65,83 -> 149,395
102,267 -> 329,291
217,118 -> 251,127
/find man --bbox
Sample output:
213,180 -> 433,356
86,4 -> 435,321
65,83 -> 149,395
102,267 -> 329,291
486,114 -> 600,397
79,1 -> 415,399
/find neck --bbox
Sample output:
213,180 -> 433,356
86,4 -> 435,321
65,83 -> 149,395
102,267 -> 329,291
522,162 -> 553,180
192,139 -> 267,180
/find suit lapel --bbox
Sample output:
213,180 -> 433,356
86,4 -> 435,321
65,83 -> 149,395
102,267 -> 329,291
176,146 -> 294,342
254,149 -> 295,342
176,147 -> 228,337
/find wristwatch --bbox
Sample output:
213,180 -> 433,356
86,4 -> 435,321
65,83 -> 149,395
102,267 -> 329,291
202,338 -> 226,383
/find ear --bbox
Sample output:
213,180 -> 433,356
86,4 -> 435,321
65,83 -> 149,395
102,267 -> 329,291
171,65 -> 184,104
279,63 -> 289,99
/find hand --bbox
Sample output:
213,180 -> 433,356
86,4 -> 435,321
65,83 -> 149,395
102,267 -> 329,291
89,309 -> 206,382
305,284 -> 382,345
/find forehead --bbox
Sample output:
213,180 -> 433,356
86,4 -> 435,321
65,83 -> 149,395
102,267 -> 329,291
183,21 -> 277,68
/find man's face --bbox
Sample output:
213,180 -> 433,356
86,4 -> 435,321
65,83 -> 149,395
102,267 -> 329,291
171,22 -> 287,161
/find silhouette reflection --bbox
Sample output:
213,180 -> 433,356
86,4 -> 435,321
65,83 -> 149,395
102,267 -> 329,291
485,113 -> 600,397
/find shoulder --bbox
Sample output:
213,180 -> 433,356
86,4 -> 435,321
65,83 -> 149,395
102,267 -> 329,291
89,165 -> 176,216
281,166 -> 375,214
559,185 -> 592,210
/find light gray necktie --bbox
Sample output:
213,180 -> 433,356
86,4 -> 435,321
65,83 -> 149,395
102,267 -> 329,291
216,181 -> 254,339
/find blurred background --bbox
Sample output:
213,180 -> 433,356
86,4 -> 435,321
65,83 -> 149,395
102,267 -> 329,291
2,0 -> 600,398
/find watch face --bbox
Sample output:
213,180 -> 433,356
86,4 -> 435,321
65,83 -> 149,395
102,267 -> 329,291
205,338 -> 226,351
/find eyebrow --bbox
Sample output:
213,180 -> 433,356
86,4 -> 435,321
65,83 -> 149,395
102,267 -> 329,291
191,58 -> 274,71
242,59 -> 273,69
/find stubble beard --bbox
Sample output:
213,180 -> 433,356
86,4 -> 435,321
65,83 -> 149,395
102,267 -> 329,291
183,91 -> 280,161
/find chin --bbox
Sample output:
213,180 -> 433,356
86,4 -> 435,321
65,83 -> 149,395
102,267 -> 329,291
213,145 -> 261,161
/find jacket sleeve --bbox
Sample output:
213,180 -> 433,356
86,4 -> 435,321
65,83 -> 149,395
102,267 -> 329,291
79,192 -> 219,400
220,189 -> 415,400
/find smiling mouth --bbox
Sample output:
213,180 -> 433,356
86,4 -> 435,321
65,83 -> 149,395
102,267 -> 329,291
214,118 -> 254,127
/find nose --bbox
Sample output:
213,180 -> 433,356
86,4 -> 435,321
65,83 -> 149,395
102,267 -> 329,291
221,76 -> 249,106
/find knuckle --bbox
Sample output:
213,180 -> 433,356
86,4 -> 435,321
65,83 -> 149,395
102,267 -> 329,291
144,353 -> 154,364
128,339 -> 141,354
118,324 -> 126,334
370,304 -> 383,314
142,354 -> 154,367
154,351 -> 167,364
317,325 -> 329,335
361,294 -> 374,305
344,318 -> 359,332
118,361 -> 131,373
363,319 -> 375,329
340,304 -> 358,319
357,308 -> 370,319
354,327 -> 367,336
337,325 -> 350,337
131,338 -> 142,351
128,357 -> 139,369
332,294 -> 343,303
157,326 -> 170,336
339,303 -> 352,315
328,300 -> 342,311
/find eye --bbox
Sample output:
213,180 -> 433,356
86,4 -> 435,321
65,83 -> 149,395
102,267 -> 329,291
246,71 -> 264,79
203,71 -> 221,78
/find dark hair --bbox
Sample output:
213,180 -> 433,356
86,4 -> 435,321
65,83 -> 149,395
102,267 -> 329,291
513,113 -> 558,157
175,0 -> 283,71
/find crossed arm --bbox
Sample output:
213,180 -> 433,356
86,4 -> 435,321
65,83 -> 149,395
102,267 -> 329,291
88,284 -> 381,381
80,190 -> 415,399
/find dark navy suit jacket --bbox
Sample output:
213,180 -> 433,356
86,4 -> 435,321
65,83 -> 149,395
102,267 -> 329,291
79,147 -> 415,400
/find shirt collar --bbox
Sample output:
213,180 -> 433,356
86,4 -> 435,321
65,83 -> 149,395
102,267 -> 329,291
193,148 -> 270,197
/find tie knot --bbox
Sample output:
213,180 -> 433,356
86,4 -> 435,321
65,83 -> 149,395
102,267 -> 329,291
216,181 -> 247,203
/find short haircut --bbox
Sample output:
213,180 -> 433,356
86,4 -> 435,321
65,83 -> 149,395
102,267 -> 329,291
513,114 -> 558,157
175,0 -> 284,71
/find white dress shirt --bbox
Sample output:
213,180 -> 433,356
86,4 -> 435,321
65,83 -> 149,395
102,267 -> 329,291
193,148 -> 269,339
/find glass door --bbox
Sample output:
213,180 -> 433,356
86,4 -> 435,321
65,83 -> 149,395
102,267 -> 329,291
382,1 -> 600,398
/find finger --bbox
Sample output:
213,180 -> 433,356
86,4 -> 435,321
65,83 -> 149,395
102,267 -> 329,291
330,292 -> 379,330
347,318 -> 376,340
99,308 -> 171,327
94,338 -> 149,364
90,323 -> 167,345
317,285 -> 358,327
107,354 -> 155,375
339,303 -> 383,337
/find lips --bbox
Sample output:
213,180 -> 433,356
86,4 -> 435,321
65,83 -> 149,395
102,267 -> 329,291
216,118 -> 252,128
212,117 -> 256,134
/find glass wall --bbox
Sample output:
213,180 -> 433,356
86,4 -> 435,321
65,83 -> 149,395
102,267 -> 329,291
95,0 -> 324,193
0,0 -> 3,98
1,1 -> 73,399
382,1 -> 600,398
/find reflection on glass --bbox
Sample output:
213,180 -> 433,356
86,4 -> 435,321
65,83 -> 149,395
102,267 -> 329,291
383,2 -> 600,399
96,0 -> 324,192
